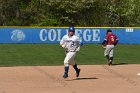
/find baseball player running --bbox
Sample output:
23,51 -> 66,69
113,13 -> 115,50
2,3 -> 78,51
102,29 -> 119,65
60,26 -> 83,79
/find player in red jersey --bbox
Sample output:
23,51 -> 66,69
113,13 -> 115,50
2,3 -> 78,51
102,29 -> 119,65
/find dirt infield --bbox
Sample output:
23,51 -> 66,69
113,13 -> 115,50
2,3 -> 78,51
0,65 -> 140,93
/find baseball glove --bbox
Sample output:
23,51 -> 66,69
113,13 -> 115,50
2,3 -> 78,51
102,44 -> 106,49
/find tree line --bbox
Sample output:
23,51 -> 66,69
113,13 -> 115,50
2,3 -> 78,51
0,0 -> 140,26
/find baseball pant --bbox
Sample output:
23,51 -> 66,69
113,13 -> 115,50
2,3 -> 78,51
64,52 -> 76,66
104,45 -> 114,57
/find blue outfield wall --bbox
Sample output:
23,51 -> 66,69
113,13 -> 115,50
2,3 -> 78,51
0,27 -> 139,44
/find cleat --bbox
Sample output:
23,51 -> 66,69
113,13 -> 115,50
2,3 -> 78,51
76,69 -> 81,77
63,73 -> 68,79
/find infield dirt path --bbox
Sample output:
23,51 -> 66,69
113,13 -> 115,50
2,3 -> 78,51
0,65 -> 140,93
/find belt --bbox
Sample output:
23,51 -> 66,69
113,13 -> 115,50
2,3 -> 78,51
107,44 -> 114,45
66,51 -> 75,52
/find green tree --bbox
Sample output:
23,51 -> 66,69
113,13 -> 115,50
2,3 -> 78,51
0,0 -> 140,26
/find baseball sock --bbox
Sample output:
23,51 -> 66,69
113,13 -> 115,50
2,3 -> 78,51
109,57 -> 113,61
73,64 -> 79,73
64,66 -> 69,74
106,55 -> 109,61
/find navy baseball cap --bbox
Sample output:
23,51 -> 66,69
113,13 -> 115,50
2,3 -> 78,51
107,29 -> 112,32
69,26 -> 75,32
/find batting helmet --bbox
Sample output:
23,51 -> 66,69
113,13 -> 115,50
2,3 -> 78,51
69,26 -> 75,33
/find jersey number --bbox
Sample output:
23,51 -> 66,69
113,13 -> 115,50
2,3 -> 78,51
71,42 -> 75,47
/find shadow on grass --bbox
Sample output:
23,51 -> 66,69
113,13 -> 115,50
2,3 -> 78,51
112,63 -> 128,66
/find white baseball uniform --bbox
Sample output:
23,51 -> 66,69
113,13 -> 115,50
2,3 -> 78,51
60,34 -> 81,66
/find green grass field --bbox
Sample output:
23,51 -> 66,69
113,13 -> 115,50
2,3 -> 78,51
0,44 -> 140,66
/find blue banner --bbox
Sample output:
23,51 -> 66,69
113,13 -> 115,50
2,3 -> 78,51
0,27 -> 139,44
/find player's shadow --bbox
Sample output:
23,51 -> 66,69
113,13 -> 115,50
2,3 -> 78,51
73,77 -> 98,81
112,63 -> 128,66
